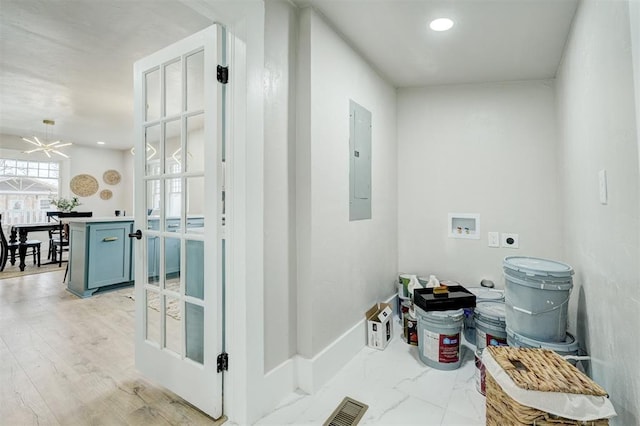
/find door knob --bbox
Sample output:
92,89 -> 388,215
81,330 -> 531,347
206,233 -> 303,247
128,229 -> 143,240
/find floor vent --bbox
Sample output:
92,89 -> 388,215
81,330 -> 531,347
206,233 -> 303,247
323,396 -> 368,426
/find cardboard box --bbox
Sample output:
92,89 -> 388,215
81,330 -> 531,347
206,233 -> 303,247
366,303 -> 393,350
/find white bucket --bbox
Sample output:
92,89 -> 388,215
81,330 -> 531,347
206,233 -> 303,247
506,327 -> 580,365
474,301 -> 507,351
468,287 -> 505,301
503,256 -> 573,342
416,306 -> 464,370
463,287 -> 504,345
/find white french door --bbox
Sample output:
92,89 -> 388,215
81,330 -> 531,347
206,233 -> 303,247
132,25 -> 225,419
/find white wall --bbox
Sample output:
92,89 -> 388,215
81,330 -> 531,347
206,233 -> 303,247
297,8 -> 398,357
121,148 -> 134,215
631,0 -> 640,207
66,145 -> 131,217
397,81 -> 563,286
263,0 -> 298,373
556,1 -> 640,424
296,6 -> 313,360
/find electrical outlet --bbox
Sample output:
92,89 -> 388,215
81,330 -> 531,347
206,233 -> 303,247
501,233 -> 519,249
488,232 -> 500,248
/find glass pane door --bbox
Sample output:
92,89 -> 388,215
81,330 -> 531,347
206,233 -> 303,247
133,25 -> 224,419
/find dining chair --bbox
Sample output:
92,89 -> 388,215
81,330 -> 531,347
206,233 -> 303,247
47,211 -> 62,260
0,214 -> 41,272
52,212 -> 93,267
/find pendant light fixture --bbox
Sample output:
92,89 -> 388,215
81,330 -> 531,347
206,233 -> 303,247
22,119 -> 72,158
130,144 -> 157,161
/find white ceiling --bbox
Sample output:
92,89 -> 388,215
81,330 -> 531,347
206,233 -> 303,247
298,0 -> 578,87
0,0 -> 578,150
0,0 -> 212,150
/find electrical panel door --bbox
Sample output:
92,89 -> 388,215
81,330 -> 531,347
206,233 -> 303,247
349,100 -> 372,221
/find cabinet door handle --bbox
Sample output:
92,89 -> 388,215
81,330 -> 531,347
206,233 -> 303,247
103,237 -> 119,242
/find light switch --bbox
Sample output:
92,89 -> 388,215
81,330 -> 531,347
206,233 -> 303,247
488,232 -> 500,248
599,169 -> 608,205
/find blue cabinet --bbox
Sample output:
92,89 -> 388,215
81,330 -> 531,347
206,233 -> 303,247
67,220 -> 134,298
67,217 -> 205,295
146,216 -> 203,280
146,235 -> 180,279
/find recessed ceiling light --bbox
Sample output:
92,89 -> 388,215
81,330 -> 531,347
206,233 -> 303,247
97,141 -> 106,145
430,18 -> 454,32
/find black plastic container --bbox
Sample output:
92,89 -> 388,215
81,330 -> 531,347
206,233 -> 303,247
413,285 -> 476,312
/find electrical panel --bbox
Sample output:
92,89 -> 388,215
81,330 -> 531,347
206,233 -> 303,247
349,100 -> 372,221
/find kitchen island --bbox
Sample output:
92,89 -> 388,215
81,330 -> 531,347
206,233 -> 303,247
67,217 -> 134,298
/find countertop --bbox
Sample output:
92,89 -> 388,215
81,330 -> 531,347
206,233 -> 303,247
68,215 -> 204,224
68,216 -> 134,223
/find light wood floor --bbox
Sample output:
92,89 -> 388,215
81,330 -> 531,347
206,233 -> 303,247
0,270 -> 222,425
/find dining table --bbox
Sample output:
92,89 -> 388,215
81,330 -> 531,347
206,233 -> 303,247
9,222 -> 59,271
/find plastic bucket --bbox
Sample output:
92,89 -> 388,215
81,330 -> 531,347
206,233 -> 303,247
506,327 -> 580,365
503,256 -> 574,342
463,287 -> 505,345
474,301 -> 507,351
468,287 -> 505,301
416,306 -> 464,370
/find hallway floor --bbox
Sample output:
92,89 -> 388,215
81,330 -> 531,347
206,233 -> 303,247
0,269 -> 220,425
1,269 -> 485,425
257,320 -> 485,425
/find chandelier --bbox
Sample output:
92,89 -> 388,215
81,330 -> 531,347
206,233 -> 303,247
22,119 -> 72,158
130,144 -> 157,161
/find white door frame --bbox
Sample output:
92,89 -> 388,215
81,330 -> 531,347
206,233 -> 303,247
218,6 -> 267,425
182,3 -> 270,424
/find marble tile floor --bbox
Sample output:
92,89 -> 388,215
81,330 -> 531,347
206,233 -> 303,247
256,321 -> 486,426
1,269 -> 486,425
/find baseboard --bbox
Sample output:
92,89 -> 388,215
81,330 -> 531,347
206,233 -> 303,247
295,292 -> 397,394
257,357 -> 298,418
255,293 -> 398,421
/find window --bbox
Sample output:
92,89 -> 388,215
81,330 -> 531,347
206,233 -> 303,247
146,162 -> 183,218
1,159 -> 59,179
0,158 -> 60,226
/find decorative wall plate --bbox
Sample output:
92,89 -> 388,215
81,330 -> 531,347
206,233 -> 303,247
103,169 -> 121,185
100,189 -> 113,200
70,174 -> 99,197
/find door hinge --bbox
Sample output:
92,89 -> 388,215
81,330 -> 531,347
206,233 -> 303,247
217,65 -> 229,84
217,352 -> 229,372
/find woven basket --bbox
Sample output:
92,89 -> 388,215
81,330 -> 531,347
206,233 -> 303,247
485,347 -> 610,426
